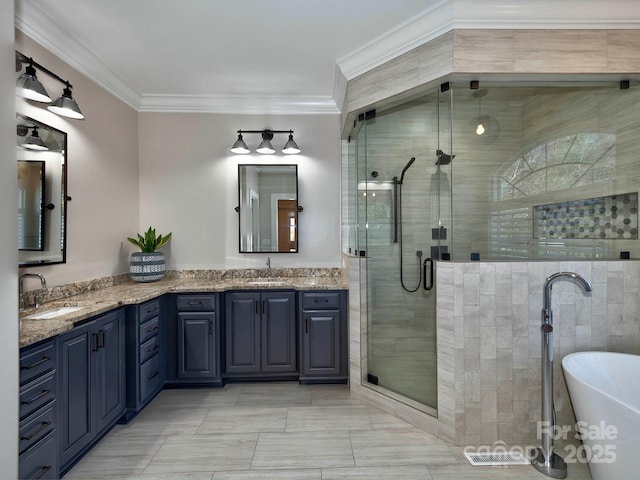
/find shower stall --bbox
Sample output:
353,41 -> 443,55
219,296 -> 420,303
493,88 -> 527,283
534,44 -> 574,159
346,79 -> 640,415
348,86 -> 453,412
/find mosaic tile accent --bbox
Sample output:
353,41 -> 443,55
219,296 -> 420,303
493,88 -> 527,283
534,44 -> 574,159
534,192 -> 638,240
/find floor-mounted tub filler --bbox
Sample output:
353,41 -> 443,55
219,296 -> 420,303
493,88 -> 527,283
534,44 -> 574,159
562,351 -> 640,480
532,272 -> 592,479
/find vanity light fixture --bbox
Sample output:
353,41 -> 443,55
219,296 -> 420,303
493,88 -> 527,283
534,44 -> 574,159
23,126 -> 49,151
16,59 -> 52,103
15,51 -> 85,120
47,82 -> 85,120
230,129 -> 301,155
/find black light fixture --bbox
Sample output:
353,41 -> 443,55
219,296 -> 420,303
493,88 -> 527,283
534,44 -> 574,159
230,133 -> 250,154
16,59 -> 52,103
15,51 -> 85,120
23,126 -> 49,151
230,129 -> 301,155
47,81 -> 85,120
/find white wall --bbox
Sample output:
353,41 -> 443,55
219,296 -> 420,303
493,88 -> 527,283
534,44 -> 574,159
138,113 -> 342,269
1,3 -> 18,476
15,32 -> 140,287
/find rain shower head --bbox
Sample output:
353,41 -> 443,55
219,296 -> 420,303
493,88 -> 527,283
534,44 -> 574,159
399,157 -> 415,184
435,149 -> 455,165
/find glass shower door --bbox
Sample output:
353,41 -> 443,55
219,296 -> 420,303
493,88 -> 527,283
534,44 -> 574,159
360,86 -> 452,412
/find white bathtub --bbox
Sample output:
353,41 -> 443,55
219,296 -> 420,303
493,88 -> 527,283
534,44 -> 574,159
562,351 -> 640,480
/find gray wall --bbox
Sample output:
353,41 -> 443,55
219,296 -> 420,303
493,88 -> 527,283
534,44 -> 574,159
2,2 -> 18,476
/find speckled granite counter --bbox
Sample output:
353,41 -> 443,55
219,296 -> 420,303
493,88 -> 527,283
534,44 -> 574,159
20,269 -> 347,348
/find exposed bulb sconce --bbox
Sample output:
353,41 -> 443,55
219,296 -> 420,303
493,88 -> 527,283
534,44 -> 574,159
23,126 -> 49,151
473,89 -> 488,136
15,51 -> 85,120
230,129 -> 301,155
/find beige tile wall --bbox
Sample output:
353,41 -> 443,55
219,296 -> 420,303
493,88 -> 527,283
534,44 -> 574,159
348,256 -> 640,447
344,28 -> 640,131
438,260 -> 640,446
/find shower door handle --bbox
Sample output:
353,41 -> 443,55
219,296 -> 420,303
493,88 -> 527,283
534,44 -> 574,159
423,258 -> 433,291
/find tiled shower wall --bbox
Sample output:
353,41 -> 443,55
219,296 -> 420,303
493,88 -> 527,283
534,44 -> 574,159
437,260 -> 640,446
348,256 -> 640,447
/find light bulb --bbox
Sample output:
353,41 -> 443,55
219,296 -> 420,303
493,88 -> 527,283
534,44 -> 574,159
476,123 -> 485,135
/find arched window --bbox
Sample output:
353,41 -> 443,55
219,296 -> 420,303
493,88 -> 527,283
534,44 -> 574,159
496,133 -> 616,201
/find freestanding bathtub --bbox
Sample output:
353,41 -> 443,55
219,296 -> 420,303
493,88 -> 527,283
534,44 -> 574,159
562,351 -> 640,480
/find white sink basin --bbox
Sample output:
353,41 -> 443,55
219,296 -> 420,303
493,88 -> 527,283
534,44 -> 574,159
246,280 -> 290,287
23,306 -> 85,320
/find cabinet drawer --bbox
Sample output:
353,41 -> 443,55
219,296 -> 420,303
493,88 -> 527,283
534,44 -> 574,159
176,294 -> 215,311
140,354 -> 163,404
19,402 -> 55,454
140,298 -> 161,323
301,292 -> 341,310
139,316 -> 160,344
19,430 -> 58,480
20,340 -> 56,386
139,335 -> 160,364
20,372 -> 56,421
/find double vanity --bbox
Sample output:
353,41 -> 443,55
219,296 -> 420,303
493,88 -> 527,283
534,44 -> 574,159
18,271 -> 348,479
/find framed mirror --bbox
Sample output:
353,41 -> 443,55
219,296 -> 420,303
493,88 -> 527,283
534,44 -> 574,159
238,164 -> 298,253
17,115 -> 67,266
17,160 -> 45,251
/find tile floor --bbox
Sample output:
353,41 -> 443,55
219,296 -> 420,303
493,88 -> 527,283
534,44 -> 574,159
64,383 -> 592,479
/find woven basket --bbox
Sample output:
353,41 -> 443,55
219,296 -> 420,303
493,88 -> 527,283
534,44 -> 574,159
129,252 -> 166,282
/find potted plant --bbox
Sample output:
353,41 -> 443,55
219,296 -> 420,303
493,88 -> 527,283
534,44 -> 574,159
127,227 -> 172,282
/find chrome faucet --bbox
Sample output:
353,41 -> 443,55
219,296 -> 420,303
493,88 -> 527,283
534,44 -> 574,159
266,257 -> 271,270
19,272 -> 47,310
533,272 -> 592,479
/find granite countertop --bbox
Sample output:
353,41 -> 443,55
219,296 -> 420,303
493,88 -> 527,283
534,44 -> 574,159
19,274 -> 347,348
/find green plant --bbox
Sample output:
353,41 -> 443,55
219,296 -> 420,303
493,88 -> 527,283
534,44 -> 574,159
127,227 -> 172,253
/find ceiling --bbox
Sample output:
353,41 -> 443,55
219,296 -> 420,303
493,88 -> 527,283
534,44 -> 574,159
15,0 -> 640,114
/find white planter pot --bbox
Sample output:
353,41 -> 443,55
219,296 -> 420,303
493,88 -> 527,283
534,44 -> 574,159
129,252 -> 166,282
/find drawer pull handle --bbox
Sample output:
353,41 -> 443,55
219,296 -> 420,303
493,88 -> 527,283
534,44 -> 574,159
20,421 -> 52,441
314,299 -> 329,303
188,301 -> 203,306
148,371 -> 160,380
146,306 -> 159,314
21,356 -> 51,370
21,389 -> 51,405
146,326 -> 159,335
146,345 -> 159,354
34,466 -> 52,480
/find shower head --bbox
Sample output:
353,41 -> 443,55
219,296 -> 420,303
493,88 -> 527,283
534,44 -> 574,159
399,157 -> 415,184
435,149 -> 455,165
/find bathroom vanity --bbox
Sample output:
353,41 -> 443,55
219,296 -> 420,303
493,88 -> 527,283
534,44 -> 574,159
18,273 -> 348,479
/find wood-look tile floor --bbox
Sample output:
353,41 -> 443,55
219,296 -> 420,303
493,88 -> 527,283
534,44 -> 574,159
64,383 -> 592,479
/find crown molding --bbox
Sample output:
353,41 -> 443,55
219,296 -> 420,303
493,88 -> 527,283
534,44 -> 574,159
138,94 -> 340,115
16,0 -> 640,113
337,0 -> 640,80
15,0 -> 141,110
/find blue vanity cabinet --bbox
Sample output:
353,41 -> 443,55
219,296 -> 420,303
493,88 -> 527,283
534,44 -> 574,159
225,291 -> 297,379
167,294 -> 221,385
124,297 -> 165,421
58,308 -> 125,472
19,338 -> 59,480
298,291 -> 348,384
